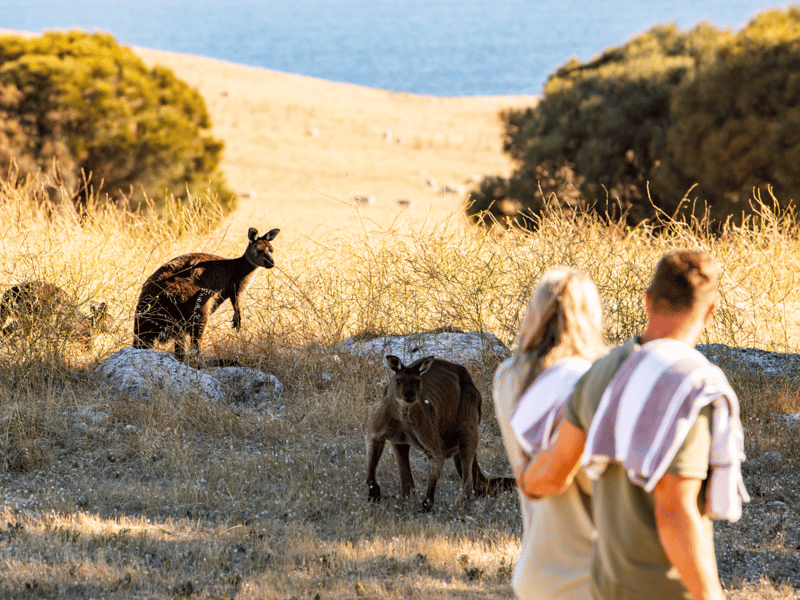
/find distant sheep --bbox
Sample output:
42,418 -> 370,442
0,280 -> 111,349
133,227 -> 279,362
441,183 -> 466,195
366,355 -> 514,512
353,195 -> 376,206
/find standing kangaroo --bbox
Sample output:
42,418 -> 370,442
133,227 -> 279,361
366,355 -> 514,512
0,280 -> 111,349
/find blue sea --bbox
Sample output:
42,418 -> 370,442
1,0 -> 795,96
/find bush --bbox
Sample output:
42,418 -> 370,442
469,9 -> 800,229
0,30 -> 235,214
656,8 -> 800,224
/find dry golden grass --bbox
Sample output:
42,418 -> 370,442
0,176 -> 798,598
0,43 -> 797,599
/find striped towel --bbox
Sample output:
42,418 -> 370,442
510,357 -> 592,456
583,338 -> 749,522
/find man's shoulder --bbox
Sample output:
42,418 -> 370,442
581,338 -> 639,395
591,339 -> 637,373
566,338 -> 640,430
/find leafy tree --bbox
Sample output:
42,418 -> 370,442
471,9 -> 800,229
656,8 -> 800,224
0,31 -> 235,213
469,23 -> 730,227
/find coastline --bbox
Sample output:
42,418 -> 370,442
0,29 -> 539,235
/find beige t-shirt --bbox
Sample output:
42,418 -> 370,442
564,338 -> 715,600
494,357 -> 596,600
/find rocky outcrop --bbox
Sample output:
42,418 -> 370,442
94,347 -> 283,412
698,344 -> 800,376
335,329 -> 507,365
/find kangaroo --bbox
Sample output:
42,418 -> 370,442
0,280 -> 111,349
366,355 -> 515,512
133,227 -> 279,362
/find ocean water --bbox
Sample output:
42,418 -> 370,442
1,0 -> 794,96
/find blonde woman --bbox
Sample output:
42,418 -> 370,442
493,267 -> 605,600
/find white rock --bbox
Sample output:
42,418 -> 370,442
335,330 -> 507,365
94,347 -> 282,408
782,413 -> 800,429
94,348 -> 224,402
204,367 -> 283,406
698,344 -> 800,376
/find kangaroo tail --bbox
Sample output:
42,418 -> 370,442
472,456 -> 515,497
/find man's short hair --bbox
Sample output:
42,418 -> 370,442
648,250 -> 719,313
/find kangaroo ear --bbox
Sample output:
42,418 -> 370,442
386,355 -> 403,372
418,356 -> 435,375
261,228 -> 280,241
90,301 -> 107,311
248,227 -> 258,241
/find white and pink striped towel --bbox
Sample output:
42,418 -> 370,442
582,338 -> 749,522
510,357 -> 592,456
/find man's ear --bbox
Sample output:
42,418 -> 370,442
643,289 -> 653,316
703,295 -> 719,324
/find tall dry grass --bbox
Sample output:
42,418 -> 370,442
0,178 -> 797,598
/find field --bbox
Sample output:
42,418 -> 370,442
0,46 -> 798,599
133,46 -> 538,238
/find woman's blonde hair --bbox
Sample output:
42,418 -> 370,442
510,267 -> 605,404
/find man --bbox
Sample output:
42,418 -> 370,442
515,250 -> 747,600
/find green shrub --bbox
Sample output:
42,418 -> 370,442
469,10 -> 800,229
0,30 -> 235,214
468,23 -> 728,227
656,8 -> 800,224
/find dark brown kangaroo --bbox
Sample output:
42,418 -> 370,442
366,355 -> 514,512
0,280 -> 111,349
133,227 -> 279,361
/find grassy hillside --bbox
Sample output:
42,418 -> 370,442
134,47 -> 538,237
0,43 -> 797,599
